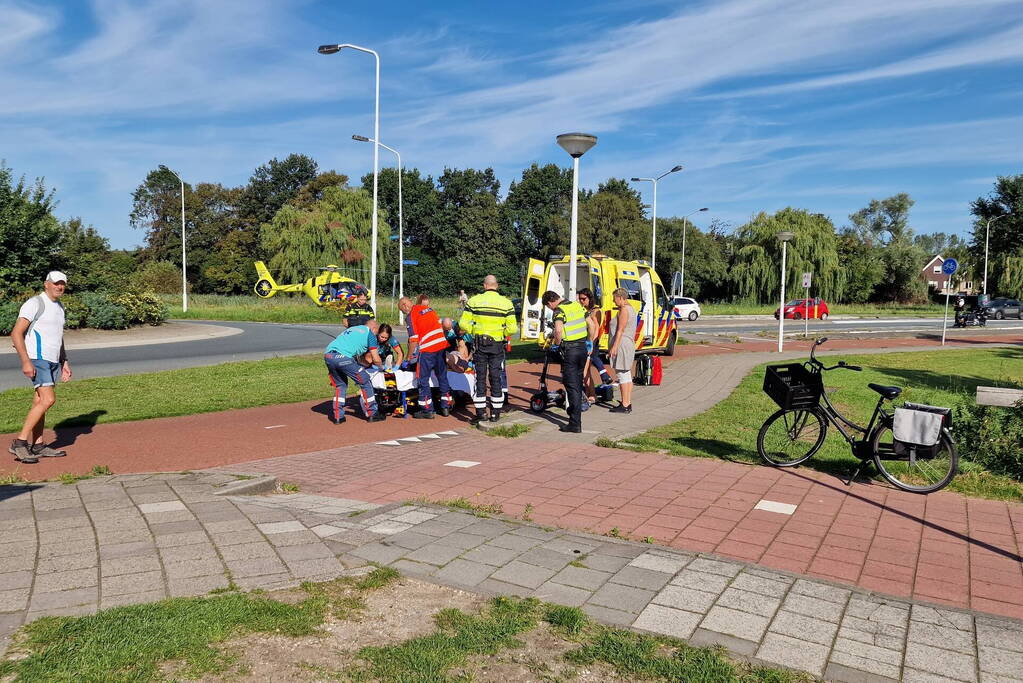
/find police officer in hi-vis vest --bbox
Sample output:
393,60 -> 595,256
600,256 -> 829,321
459,275 -> 518,423
541,290 -> 589,433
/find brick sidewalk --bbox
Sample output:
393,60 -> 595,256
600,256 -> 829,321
3,473 -> 1022,682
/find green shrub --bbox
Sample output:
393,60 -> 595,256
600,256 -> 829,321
132,260 -> 184,294
0,300 -> 19,335
61,294 -> 88,329
955,399 -> 1023,480
115,290 -> 168,326
80,292 -> 129,330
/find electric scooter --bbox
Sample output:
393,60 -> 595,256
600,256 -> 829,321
530,346 -> 567,413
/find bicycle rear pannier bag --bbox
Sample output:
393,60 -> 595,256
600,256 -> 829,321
893,404 -> 948,459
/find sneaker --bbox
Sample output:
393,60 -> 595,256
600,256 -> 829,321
8,440 -> 38,464
609,403 -> 633,414
414,410 -> 436,420
366,413 -> 387,423
579,401 -> 590,412
31,444 -> 67,458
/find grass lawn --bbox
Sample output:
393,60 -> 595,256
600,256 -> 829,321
0,344 -> 541,434
163,293 -> 464,325
625,347 -> 1023,501
701,302 -> 945,317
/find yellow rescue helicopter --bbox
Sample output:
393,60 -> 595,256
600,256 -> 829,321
253,261 -> 370,307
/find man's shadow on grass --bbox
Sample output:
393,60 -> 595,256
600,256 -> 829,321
51,410 -> 107,449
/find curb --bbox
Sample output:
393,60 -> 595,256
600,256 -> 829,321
212,474 -> 278,496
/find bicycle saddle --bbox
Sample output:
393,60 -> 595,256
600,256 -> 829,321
868,383 -> 902,399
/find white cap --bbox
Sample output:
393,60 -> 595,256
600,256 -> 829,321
46,271 -> 68,284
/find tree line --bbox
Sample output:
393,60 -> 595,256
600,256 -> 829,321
2,157 -> 1021,303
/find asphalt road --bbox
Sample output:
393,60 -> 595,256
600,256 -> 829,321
682,315 -> 1023,341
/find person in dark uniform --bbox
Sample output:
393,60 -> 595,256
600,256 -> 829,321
344,291 -> 375,328
541,290 -> 589,433
460,275 -> 518,423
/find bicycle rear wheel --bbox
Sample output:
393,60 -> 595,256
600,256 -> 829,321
871,423 -> 958,493
757,408 -> 827,467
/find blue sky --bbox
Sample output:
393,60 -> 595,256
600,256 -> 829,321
2,0 -> 1022,249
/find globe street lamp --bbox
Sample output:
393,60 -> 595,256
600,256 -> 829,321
678,207 -> 709,297
777,231 -> 795,353
319,43 -> 381,311
630,165 -> 683,270
556,133 -> 597,298
983,214 -> 1005,295
158,165 -> 187,313
353,135 -> 403,321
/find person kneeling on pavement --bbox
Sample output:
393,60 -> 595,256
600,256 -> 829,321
324,319 -> 386,424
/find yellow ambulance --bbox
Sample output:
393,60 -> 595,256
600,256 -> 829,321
519,255 -> 677,355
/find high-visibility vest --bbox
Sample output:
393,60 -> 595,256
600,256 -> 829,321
408,305 -> 447,353
556,301 -> 588,341
459,290 -> 518,339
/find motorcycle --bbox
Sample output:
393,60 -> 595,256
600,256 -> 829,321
953,307 -> 988,328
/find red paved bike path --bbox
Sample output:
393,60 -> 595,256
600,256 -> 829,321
223,435 -> 1023,621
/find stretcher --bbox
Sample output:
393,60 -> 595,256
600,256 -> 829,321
366,367 -> 476,416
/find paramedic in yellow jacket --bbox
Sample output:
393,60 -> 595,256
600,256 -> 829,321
459,275 -> 517,424
541,290 -> 589,433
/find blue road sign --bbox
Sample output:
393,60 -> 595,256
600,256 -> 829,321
942,258 -> 958,275
401,260 -> 419,266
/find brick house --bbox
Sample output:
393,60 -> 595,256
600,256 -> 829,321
921,255 -> 974,294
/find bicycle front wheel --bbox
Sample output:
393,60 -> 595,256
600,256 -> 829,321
871,423 -> 958,493
757,408 -> 827,467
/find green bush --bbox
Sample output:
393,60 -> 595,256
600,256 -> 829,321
131,260 -> 184,294
955,399 -> 1023,480
0,300 -> 19,335
115,290 -> 168,326
79,292 -> 129,330
61,294 -> 88,329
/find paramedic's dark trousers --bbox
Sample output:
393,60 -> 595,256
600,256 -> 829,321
472,343 -> 505,414
561,341 -> 587,430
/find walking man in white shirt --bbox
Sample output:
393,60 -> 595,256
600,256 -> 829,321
9,271 -> 72,464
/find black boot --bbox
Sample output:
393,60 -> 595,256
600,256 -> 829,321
490,409 -> 501,422
470,409 -> 486,425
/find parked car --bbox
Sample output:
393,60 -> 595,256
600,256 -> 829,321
984,298 -> 1022,320
773,298 -> 830,320
671,296 -> 702,321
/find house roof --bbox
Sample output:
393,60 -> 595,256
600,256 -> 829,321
921,254 -> 944,272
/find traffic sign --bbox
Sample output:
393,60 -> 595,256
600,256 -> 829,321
401,260 -> 419,266
802,272 -> 812,289
942,258 -> 958,275
671,271 -> 682,297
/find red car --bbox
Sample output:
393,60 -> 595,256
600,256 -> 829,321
774,298 -> 830,320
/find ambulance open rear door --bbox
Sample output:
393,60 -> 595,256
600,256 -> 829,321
520,258 -> 545,340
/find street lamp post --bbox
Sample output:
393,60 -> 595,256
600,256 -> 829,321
353,135 -> 403,321
159,165 -> 187,313
556,133 -> 597,298
319,42 -> 381,312
630,165 -> 683,270
983,215 -> 1005,295
678,207 -> 709,297
777,231 -> 795,353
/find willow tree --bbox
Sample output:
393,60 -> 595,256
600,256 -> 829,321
260,186 -> 390,285
998,251 -> 1023,299
730,208 -> 845,303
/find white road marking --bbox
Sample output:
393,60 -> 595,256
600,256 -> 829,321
754,499 -> 797,515
376,440 -> 402,446
264,424 -> 286,429
419,433 -> 442,439
438,430 -> 459,435
444,460 -> 480,468
399,437 -> 422,443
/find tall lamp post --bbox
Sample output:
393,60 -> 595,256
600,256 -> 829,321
159,165 -> 187,313
556,133 -> 597,298
983,215 -> 1005,296
678,207 -> 709,297
776,231 -> 795,353
353,135 -> 403,321
630,165 -> 683,269
319,42 -> 381,312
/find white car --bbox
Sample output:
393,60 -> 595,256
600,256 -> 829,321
671,296 -> 701,321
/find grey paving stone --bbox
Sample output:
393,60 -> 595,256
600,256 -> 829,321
757,632 -> 830,676
205,519 -> 258,533
234,573 -> 294,591
410,520 -> 470,537
845,596 -> 909,627
351,542 -> 409,565
0,555 -> 34,573
488,534 -> 542,552
365,521 -> 414,535
154,531 -> 209,548
0,571 -> 33,590
824,661 -> 900,683
276,543 -> 334,563
780,590 -> 845,622
911,604 -> 974,631
509,526 -> 561,541
331,530 -> 385,547
516,547 -> 574,571
633,603 -> 702,639
791,577 -> 852,604
433,559 -> 494,587
210,529 -> 270,547
628,552 -> 689,574
653,584 -> 720,612
390,559 -> 438,576
99,541 -> 155,559
34,568 -> 97,593
404,543 -> 465,567
168,574 -> 230,597
385,531 -> 437,550
730,570 -> 792,598
978,644 -> 1023,679
0,588 -> 29,612
768,609 -> 839,646
532,582 -> 591,607
689,626 -> 760,657
25,603 -> 98,620
700,605 -> 771,642
830,637 -> 905,680
477,578 -> 531,598
156,544 -> 218,563
838,615 -> 906,652
588,582 -> 656,614
433,533 -> 491,551
552,565 -> 612,591
164,557 -> 225,579
28,587 -> 98,611
460,520 -> 514,539
491,561 -> 557,590
902,668 -> 973,682
287,557 -> 344,580
686,557 -> 742,577
611,566 -> 673,591
977,617 -> 1023,652
102,571 -> 165,596
904,642 -> 977,682
38,540 -> 95,557
582,603 -> 636,627
542,538 -> 600,555
215,542 -> 277,562
908,619 -> 976,655
226,557 -> 288,578
670,568 -> 732,593
592,542 -> 647,559
149,520 -> 202,536
580,553 -> 632,573
267,530 -> 321,548
460,544 -> 520,567
37,517 -> 90,532
714,587 -> 782,619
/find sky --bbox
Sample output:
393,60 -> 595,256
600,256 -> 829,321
2,0 -> 1022,249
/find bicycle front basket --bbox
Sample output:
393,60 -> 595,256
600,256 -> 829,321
763,363 -> 822,410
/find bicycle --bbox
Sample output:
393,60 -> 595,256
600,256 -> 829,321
756,337 -> 958,494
